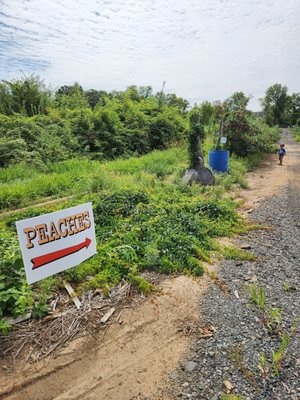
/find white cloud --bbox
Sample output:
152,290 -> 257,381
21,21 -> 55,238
0,0 -> 299,109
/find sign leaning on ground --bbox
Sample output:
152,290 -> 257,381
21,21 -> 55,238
16,203 -> 97,284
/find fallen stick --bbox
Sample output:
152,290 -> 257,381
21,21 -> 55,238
63,281 -> 81,309
100,308 -> 116,323
4,313 -> 32,325
44,310 -> 70,321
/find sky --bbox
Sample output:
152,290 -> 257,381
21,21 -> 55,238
0,0 -> 300,110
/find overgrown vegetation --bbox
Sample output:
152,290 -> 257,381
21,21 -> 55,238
218,92 -> 279,157
0,77 -> 188,168
0,147 -> 186,210
0,76 -> 280,332
291,125 -> 300,143
0,76 -> 280,169
0,150 -> 242,323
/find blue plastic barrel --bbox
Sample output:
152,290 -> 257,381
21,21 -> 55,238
208,150 -> 229,173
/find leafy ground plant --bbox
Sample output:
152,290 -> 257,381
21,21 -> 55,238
264,307 -> 282,335
248,284 -> 285,336
258,332 -> 290,380
248,284 -> 265,312
0,181 -> 241,321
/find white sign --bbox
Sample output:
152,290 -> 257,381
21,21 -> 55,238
16,203 -> 97,284
220,137 -> 227,144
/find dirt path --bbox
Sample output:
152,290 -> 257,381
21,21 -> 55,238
0,276 -> 207,400
1,130 -> 298,400
238,129 -> 299,213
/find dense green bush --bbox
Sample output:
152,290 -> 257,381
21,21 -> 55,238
0,78 -> 188,167
0,76 -> 50,116
214,93 -> 280,157
291,125 -> 300,143
223,110 -> 279,156
0,77 -> 282,168
0,114 -> 79,167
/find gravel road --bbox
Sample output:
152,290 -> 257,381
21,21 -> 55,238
171,130 -> 300,400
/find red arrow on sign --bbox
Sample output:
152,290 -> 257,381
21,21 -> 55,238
31,238 -> 92,269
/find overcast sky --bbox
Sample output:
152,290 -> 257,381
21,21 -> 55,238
0,0 -> 299,110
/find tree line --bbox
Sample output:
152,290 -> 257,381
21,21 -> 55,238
0,76 -> 295,168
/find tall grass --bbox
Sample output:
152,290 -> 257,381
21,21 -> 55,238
0,158 -> 101,184
0,147 -> 188,211
0,163 -> 40,183
0,173 -> 82,209
0,142 -> 265,212
104,146 -> 188,177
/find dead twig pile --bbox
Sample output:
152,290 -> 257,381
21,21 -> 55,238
0,280 -> 133,367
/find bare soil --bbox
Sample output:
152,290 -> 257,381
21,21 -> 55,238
1,129 -> 297,400
0,276 -> 207,400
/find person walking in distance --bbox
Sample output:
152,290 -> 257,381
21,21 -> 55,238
277,144 -> 286,165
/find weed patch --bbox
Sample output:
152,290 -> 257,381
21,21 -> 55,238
221,245 -> 256,261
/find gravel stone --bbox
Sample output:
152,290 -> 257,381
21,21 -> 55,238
183,361 -> 198,372
169,371 -> 178,381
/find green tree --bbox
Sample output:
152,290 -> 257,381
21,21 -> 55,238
138,86 -> 153,99
198,101 -> 215,125
165,93 -> 189,114
85,89 -> 107,109
0,76 -> 50,116
262,84 -> 288,126
56,83 -> 83,96
222,107 -> 279,156
54,83 -> 88,110
0,83 -> 14,115
286,93 -> 300,126
226,91 -> 250,111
